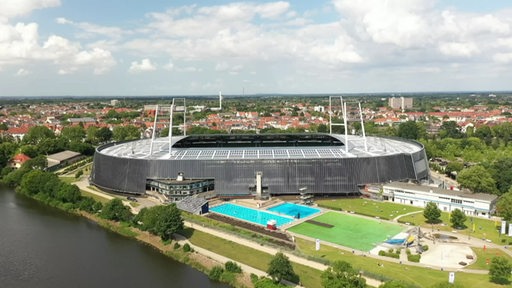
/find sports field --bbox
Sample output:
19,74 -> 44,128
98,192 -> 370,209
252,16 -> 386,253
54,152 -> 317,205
288,211 -> 404,251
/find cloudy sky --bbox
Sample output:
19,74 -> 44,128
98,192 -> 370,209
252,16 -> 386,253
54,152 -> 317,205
1,0 -> 512,96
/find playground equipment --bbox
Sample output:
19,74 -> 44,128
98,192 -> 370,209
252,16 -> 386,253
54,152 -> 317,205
386,238 -> 406,245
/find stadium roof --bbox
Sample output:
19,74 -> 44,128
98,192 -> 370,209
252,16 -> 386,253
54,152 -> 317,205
99,134 -> 423,160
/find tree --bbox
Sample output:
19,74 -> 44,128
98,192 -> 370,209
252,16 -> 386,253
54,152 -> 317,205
489,256 -> 512,284
439,121 -> 463,139
56,183 -> 81,203
133,204 -> 184,241
22,125 -> 55,145
397,121 -> 419,140
61,126 -> 86,143
444,161 -> 463,178
153,204 -> 184,240
321,260 -> 365,288
496,191 -> 512,221
100,198 -> 133,222
19,170 -> 56,195
95,127 -> 113,143
113,125 -> 140,142
457,165 -> 497,194
423,202 -> 441,224
449,209 -> 467,229
491,158 -> 512,195
267,252 -> 298,284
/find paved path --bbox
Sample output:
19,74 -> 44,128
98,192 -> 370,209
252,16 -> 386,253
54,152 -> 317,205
393,210 -> 423,222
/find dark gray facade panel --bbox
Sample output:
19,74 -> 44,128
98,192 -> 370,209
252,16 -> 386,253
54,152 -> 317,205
91,144 -> 429,196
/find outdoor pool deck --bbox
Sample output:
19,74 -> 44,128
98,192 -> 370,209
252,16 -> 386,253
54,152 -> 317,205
287,211 -> 405,252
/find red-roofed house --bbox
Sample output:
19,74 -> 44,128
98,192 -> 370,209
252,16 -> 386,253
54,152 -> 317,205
6,126 -> 30,141
10,153 -> 31,169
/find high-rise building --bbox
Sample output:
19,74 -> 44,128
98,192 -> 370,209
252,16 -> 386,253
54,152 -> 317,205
389,97 -> 413,111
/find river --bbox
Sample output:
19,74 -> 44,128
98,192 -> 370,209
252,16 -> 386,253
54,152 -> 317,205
0,185 -> 228,288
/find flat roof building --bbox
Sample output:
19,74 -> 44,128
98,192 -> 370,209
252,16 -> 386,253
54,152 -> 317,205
383,182 -> 497,218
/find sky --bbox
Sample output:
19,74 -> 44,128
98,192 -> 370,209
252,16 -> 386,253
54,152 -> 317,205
1,0 -> 512,97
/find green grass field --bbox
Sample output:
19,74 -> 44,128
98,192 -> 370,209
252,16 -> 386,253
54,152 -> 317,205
295,238 -> 503,288
288,212 -> 404,251
399,212 -> 509,244
471,247 -> 512,270
316,198 -> 422,220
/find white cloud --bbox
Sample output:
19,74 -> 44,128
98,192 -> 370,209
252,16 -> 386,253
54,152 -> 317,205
493,53 -> 512,64
333,0 -> 435,48
439,42 -> 479,57
55,17 -> 126,40
15,68 -> 30,76
0,0 -> 60,20
0,18 -> 116,74
129,58 -> 156,73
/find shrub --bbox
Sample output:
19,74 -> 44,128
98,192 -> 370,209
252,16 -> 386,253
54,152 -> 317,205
250,273 -> 259,283
173,242 -> 181,250
422,245 -> 429,252
379,250 -> 400,259
225,261 -> 242,273
183,243 -> 192,252
209,266 -> 224,281
407,254 -> 421,262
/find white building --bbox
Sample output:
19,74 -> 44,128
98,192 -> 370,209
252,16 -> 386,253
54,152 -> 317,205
383,182 -> 497,218
388,97 -> 413,111
313,105 -> 325,112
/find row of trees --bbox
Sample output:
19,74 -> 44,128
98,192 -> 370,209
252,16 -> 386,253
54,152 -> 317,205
423,202 -> 467,229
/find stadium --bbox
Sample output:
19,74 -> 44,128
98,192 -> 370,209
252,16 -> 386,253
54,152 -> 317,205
90,133 -> 429,197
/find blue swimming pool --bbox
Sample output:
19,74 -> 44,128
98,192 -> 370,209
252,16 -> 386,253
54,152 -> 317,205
267,202 -> 320,219
210,203 -> 294,227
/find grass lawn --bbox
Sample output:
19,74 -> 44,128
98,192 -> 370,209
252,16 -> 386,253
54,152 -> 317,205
80,190 -> 110,203
316,198 -> 422,220
295,237 -> 503,288
182,228 -> 322,288
399,212 -> 508,244
470,247 -> 512,270
59,176 -> 77,184
288,212 -> 404,251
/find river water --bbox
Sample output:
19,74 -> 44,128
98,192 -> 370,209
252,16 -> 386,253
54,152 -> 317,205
0,186 -> 228,288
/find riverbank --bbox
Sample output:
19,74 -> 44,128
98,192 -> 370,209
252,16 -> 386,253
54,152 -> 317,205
78,210 -> 255,288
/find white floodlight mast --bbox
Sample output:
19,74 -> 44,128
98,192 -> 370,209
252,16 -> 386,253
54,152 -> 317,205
328,96 -> 368,153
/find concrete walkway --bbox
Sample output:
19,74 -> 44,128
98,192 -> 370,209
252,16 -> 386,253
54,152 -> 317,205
393,210 -> 423,222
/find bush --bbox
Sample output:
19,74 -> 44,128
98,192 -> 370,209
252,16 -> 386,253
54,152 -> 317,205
250,273 -> 259,284
209,266 -> 224,281
407,254 -> 421,262
75,170 -> 83,179
225,261 -> 242,273
422,245 -> 429,252
379,250 -> 400,259
173,242 -> 181,250
183,243 -> 191,252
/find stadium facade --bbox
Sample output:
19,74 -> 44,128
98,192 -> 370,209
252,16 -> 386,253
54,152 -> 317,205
90,133 -> 429,196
